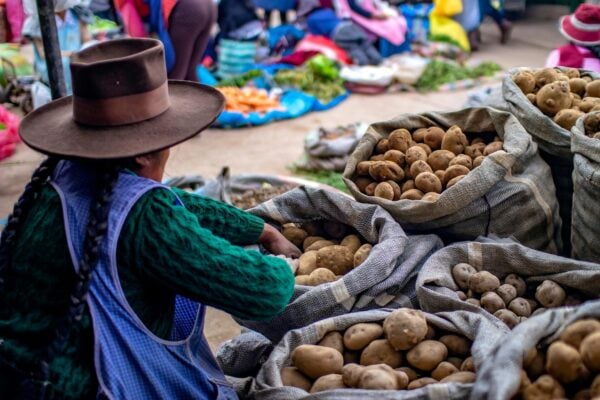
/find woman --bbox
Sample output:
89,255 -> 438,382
0,38 -> 298,399
545,3 -> 600,72
477,0 -> 511,44
116,0 -> 215,81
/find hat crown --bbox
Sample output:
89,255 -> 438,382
70,38 -> 167,99
574,4 -> 600,25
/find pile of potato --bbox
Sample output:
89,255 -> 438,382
517,318 -> 600,400
281,308 -> 477,393
512,67 -> 600,131
582,112 -> 600,140
231,184 -> 296,209
282,221 -> 372,286
352,125 -> 503,201
451,263 -> 585,328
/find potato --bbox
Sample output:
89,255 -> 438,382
383,149 -> 406,167
535,280 -> 566,308
441,125 -> 469,155
422,192 -> 440,202
354,244 -> 372,267
416,143 -> 432,155
402,180 -> 415,192
564,68 -> 580,79
413,128 -> 428,142
465,298 -> 481,308
309,268 -> 337,285
460,356 -> 475,372
318,331 -> 345,354
449,154 -> 473,170
303,236 -> 325,250
435,170 -> 446,182
559,319 -> 600,348
456,291 -> 467,301
446,357 -> 464,370
365,182 -> 377,196
424,127 -> 446,150
592,375 -> 600,396
341,363 -> 362,387
410,160 -> 433,178
355,176 -> 374,193
527,93 -> 536,104
483,141 -> 503,156
569,78 -> 587,96
415,172 -> 442,194
406,146 -> 428,165
495,309 -> 520,329
536,81 -> 572,116
369,161 -> 404,182
473,156 -> 485,168
383,308 -> 428,351
523,375 -> 565,400
431,361 -> 459,381
580,97 -> 600,112
505,274 -> 527,297
370,154 -> 385,161
534,68 -> 559,88
481,291 -> 506,314
439,335 -> 471,357
400,189 -> 424,200
443,165 -> 470,186
375,139 -> 390,154
360,339 -> 402,368
440,371 -> 476,384
283,226 -> 309,248
513,70 -> 536,94
428,149 -> 455,171
281,367 -> 312,391
374,182 -> 395,200
306,240 -> 336,252
468,271 -> 501,294
509,297 -> 532,317
527,351 -> 546,380
396,366 -> 419,382
407,377 -> 437,390
295,275 -> 312,285
386,180 -> 402,200
292,344 -> 344,379
554,109 -> 583,130
446,175 -> 465,189
496,284 -> 518,304
344,323 -> 384,351
358,364 -> 409,390
340,235 -> 361,254
452,263 -> 477,290
298,251 -> 318,275
316,246 -> 354,275
406,340 -> 448,371
464,144 -> 484,159
310,374 -> 346,393
357,161 -> 375,176
546,341 -> 586,383
580,331 -> 600,372
388,129 -> 412,152
586,80 -> 600,98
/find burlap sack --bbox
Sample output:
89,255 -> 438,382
471,299 -> 600,400
250,308 -> 509,400
416,238 -> 600,326
343,107 -> 561,254
571,112 -> 600,263
502,67 -> 599,255
238,186 -> 442,343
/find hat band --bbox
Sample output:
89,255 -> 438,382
73,82 -> 171,127
570,14 -> 600,31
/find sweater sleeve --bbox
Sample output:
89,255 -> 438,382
172,188 -> 265,245
119,188 -> 294,321
348,0 -> 373,18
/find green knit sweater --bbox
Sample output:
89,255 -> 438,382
0,184 -> 294,399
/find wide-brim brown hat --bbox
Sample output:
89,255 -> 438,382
20,38 -> 225,159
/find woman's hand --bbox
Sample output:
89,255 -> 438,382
259,224 -> 302,258
373,11 -> 389,19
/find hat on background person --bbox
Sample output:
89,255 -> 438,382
19,38 -> 224,159
559,3 -> 600,46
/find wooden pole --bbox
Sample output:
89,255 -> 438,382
35,0 -> 66,99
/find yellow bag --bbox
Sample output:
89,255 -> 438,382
429,14 -> 470,52
432,0 -> 463,17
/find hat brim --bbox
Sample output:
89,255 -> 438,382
559,15 -> 600,46
19,81 -> 225,160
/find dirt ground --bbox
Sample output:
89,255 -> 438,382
0,11 -> 566,352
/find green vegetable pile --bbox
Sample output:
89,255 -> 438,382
274,55 -> 346,103
216,70 -> 263,88
415,60 -> 502,91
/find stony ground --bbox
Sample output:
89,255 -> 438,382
0,10 -> 566,352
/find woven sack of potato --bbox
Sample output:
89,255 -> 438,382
471,299 -> 600,400
343,107 -> 561,254
502,67 -> 600,256
571,112 -> 600,263
237,186 -> 442,343
248,308 -> 509,400
416,237 -> 600,328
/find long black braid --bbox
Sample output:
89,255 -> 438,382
0,159 -> 120,399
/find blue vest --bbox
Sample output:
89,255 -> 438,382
50,160 -> 238,400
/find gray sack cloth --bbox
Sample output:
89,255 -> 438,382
571,112 -> 600,263
250,308 -> 510,400
502,67 -> 599,256
471,299 -> 600,400
304,123 -> 367,158
416,237 -> 600,327
294,153 -> 349,172
343,107 -> 562,254
217,330 -> 274,378
239,186 -> 443,343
